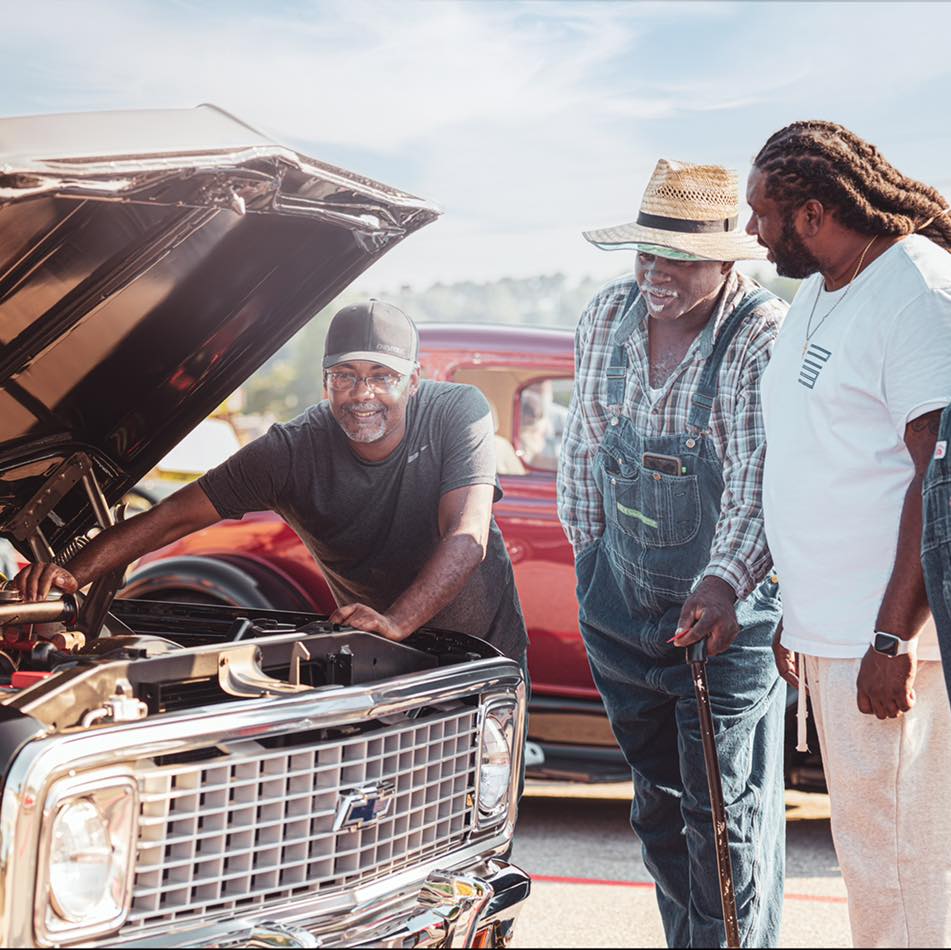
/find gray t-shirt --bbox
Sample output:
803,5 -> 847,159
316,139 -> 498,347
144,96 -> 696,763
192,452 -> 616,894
198,380 -> 527,658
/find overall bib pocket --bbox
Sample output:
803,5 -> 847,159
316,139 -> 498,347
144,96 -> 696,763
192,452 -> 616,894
588,285 -> 777,619
607,466 -> 702,548
598,431 -> 712,611
600,455 -> 709,610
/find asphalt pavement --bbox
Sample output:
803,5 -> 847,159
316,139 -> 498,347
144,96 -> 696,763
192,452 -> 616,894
510,781 -> 850,948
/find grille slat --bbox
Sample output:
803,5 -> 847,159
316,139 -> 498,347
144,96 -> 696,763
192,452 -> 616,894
123,705 -> 479,935
135,762 -> 474,875
138,727 -> 477,806
131,803 -> 473,900
134,780 -> 473,879
138,805 -> 338,851
136,751 -> 476,837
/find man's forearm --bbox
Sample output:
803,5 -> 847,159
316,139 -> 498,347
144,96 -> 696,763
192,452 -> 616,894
66,512 -> 173,586
385,533 -> 485,636
67,483 -> 220,588
556,401 -> 605,557
875,473 -> 931,639
696,574 -> 738,603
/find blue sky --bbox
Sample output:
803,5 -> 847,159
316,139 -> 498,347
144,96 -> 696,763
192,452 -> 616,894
4,0 -> 951,290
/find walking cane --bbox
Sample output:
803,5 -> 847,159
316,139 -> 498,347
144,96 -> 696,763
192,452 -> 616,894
686,638 -> 741,949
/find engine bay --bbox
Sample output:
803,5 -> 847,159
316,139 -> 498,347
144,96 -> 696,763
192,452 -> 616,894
0,593 -> 496,731
0,446 -> 500,733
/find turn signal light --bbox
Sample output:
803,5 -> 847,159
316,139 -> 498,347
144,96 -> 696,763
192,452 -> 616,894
472,925 -> 495,947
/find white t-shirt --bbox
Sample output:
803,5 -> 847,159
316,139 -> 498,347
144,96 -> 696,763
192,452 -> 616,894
762,235 -> 951,660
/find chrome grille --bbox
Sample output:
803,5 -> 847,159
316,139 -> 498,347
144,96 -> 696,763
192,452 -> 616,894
122,703 -> 479,935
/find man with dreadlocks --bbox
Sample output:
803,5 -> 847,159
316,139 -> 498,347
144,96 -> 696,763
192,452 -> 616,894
747,120 -> 951,948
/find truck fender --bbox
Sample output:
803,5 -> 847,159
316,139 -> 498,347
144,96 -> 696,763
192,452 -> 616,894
121,556 -> 280,609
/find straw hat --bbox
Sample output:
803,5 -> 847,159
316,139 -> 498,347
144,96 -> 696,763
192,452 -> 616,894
583,159 -> 766,262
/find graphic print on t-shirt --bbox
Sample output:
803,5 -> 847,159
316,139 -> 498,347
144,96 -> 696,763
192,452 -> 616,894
798,343 -> 832,390
763,235 -> 951,660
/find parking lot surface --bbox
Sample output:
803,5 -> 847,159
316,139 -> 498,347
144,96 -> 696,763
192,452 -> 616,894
510,782 -> 850,948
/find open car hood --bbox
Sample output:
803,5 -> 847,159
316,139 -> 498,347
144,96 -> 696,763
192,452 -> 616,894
0,105 -> 438,557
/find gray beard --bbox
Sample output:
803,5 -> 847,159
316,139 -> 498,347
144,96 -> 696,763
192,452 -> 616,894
336,403 -> 388,443
342,419 -> 387,443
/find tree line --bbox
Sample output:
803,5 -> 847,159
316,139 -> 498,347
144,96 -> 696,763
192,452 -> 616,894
243,268 -> 798,420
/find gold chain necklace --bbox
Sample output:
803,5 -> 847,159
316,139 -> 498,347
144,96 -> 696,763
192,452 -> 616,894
802,236 -> 878,357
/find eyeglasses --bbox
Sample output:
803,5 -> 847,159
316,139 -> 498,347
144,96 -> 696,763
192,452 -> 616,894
326,371 -> 404,393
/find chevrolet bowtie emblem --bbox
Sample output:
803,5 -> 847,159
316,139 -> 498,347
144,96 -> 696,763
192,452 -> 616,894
333,782 -> 396,832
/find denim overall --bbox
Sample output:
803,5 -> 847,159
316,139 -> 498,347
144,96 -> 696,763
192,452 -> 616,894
576,286 -> 785,948
922,401 -> 951,706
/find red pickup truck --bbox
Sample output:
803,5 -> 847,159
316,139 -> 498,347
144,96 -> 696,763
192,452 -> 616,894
127,322 -> 822,788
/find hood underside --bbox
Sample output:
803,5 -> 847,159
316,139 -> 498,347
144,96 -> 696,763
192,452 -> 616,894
0,105 -> 439,556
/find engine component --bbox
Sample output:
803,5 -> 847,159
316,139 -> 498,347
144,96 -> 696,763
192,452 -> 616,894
82,635 -> 183,659
12,671 -> 50,689
32,629 -> 85,653
0,589 -> 76,627
27,642 -> 82,672
81,680 -> 147,727
217,643 -> 312,698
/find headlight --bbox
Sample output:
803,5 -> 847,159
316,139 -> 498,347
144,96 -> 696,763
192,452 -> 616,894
37,771 -> 138,943
476,700 -> 516,826
50,798 -> 115,920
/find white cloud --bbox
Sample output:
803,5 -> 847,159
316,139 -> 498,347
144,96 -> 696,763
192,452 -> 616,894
3,0 -> 951,288
3,1 -> 637,150
1,0 -> 668,283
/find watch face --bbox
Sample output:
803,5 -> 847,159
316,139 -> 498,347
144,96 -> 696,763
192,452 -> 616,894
874,633 -> 899,656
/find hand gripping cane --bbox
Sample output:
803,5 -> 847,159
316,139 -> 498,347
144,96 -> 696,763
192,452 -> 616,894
686,638 -> 740,949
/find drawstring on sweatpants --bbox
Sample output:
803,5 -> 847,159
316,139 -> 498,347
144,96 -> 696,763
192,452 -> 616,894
796,653 -> 809,753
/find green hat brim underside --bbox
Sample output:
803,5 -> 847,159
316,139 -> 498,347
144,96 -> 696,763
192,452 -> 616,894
589,241 -> 713,262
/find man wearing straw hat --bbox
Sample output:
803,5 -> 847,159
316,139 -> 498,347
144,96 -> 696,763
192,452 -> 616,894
557,160 -> 788,947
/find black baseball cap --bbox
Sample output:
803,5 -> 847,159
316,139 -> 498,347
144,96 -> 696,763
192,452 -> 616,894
322,299 -> 419,376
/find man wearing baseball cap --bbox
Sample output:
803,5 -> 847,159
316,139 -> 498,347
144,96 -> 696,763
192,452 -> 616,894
557,159 -> 788,946
14,300 -> 528,664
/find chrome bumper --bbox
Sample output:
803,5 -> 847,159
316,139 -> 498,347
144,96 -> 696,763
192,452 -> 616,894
118,860 -> 530,948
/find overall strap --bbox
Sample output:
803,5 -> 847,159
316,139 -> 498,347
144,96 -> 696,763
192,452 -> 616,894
687,288 -> 775,432
606,282 -> 642,409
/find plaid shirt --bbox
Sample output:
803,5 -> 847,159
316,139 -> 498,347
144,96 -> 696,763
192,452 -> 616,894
557,269 -> 788,600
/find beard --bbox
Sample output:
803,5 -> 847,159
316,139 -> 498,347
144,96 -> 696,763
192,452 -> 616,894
334,400 -> 389,443
772,213 -> 823,279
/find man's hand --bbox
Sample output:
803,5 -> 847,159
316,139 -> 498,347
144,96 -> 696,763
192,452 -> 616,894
330,603 -> 410,642
12,482 -> 219,605
672,576 -> 740,656
14,563 -> 79,602
857,645 -> 917,719
771,621 -> 799,688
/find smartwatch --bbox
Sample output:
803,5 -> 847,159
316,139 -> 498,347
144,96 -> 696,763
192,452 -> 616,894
871,631 -> 913,657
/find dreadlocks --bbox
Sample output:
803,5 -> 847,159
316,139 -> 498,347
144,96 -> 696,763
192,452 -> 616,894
754,120 -> 951,253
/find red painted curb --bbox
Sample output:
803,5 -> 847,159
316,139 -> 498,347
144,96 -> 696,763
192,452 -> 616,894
532,874 -> 849,905
785,893 -> 849,905
534,875 -> 655,889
